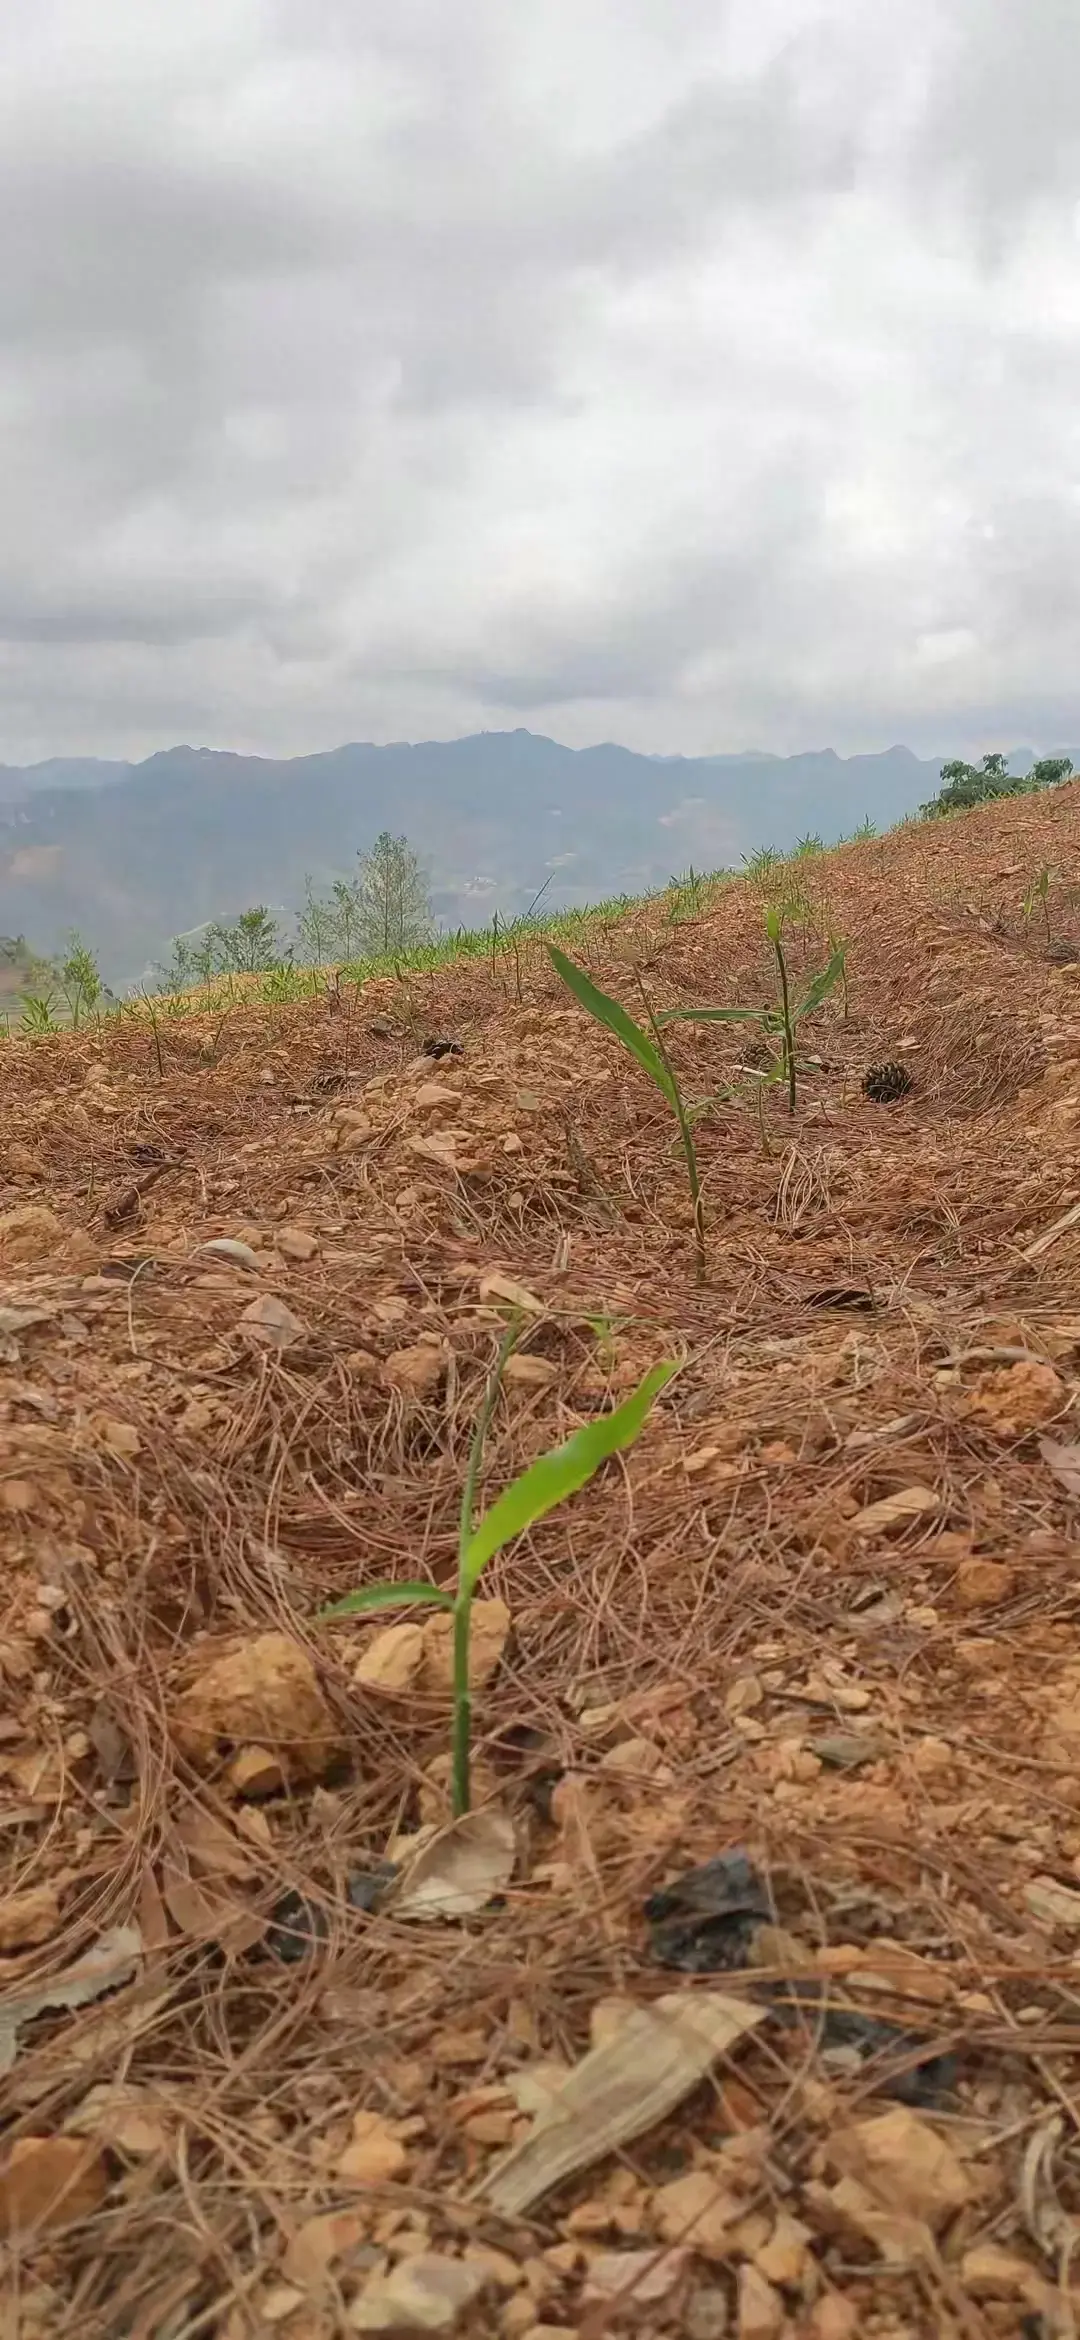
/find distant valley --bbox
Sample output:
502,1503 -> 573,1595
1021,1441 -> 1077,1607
0,729 -> 1046,985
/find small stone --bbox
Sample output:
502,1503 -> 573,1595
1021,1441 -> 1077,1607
383,1345 -> 446,1397
349,2251 -> 485,2331
261,2285 -> 306,2324
0,1206 -> 65,1264
653,2170 -> 740,2260
0,1883 -> 61,1950
172,1632 -> 342,1782
354,1623 -> 427,1694
276,1226 -> 320,1261
827,2106 -> 972,2230
684,2288 -> 730,2340
413,1084 -> 460,1110
239,1293 -> 307,1347
807,2303 -> 859,2340
966,1360 -> 1063,1439
223,1744 -> 287,1797
338,2111 -> 410,2187
0,2137 -> 107,2234
582,2246 -> 690,2311
754,2211 -> 811,2288
952,1559 -> 1016,1610
420,1599 -> 509,1692
736,2264 -> 784,2339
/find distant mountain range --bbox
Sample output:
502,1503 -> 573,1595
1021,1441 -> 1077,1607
0,730 -> 1056,985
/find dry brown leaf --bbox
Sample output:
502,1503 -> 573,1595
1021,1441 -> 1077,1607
849,1486 -> 940,1537
0,1923 -> 142,2074
477,1270 -> 544,1315
1039,1435 -> 1080,1498
173,1808 -> 256,1880
161,1863 -> 264,1953
393,1807 -> 516,1922
0,2136 -> 107,2234
474,1990 -> 765,2215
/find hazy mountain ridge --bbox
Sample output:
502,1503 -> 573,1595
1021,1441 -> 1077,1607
0,729 -> 1043,983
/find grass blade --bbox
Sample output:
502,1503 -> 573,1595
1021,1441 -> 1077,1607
461,1360 -> 677,1592
656,1005 -> 762,1026
548,946 -> 677,1108
319,1580 -> 453,1621
795,945 -> 846,1021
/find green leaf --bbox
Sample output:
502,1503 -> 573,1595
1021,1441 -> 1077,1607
548,946 -> 677,1108
460,1360 -> 678,1594
318,1579 -> 454,1622
657,1004 -> 763,1026
795,945 -> 846,1022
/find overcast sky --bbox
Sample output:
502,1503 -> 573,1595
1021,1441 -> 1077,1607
2,0 -> 1080,766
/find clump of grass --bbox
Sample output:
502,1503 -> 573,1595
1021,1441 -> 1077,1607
319,1331 -> 676,1815
548,943 -> 707,1281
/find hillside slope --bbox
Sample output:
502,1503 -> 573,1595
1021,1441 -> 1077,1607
0,732 -> 944,977
3,786 -> 1080,2335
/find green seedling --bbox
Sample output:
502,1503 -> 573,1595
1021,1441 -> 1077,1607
660,913 -> 846,1117
20,990 -> 58,1035
548,944 -> 706,1281
320,1334 -> 676,1816
1022,865 -> 1053,946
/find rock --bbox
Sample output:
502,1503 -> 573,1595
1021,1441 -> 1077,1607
1024,1874 -> 1080,1929
827,2106 -> 972,2230
413,1084 -> 460,1110
0,1883 -> 61,1950
960,2242 -> 1056,2312
965,1361 -> 1063,1439
0,1206 -> 65,1264
276,1226 -> 320,1261
282,2209 -> 371,2288
354,1623 -> 427,1693
337,2110 -> 409,2185
653,2169 -> 741,2260
350,2251 -> 485,2331
172,1633 -> 342,1782
223,1745 -> 287,1797
238,1294 -> 308,1348
806,2303 -> 859,2340
0,2136 -> 108,2233
952,1559 -> 1016,1610
684,2288 -> 731,2340
582,2246 -> 690,2312
420,1599 -> 509,1692
736,2265 -> 784,2339
6,1146 -> 44,1178
383,1345 -> 447,1397
504,1355 -> 557,1388
478,1271 -> 544,1315
753,2211 -> 811,2288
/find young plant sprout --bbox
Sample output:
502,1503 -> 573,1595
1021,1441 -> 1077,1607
548,943 -> 706,1281
659,914 -> 846,1117
320,1329 -> 676,1816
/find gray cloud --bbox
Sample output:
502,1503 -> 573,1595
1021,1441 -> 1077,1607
0,0 -> 1078,765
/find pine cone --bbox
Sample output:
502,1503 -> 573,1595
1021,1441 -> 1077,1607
862,1061 -> 913,1104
